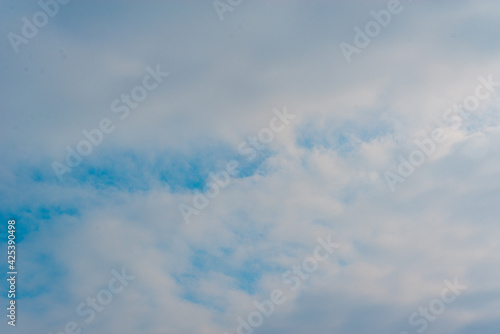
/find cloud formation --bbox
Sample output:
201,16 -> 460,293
1,0 -> 500,333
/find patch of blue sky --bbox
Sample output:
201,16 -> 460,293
223,210 -> 271,241
155,145 -> 273,193
32,205 -> 79,220
338,259 -> 350,268
183,245 -> 278,296
193,250 -> 261,292
172,255 -> 270,312
173,273 -> 226,312
296,117 -> 394,154
55,147 -> 219,193
66,150 -> 152,192
352,239 -> 369,254
0,206 -> 79,244
75,165 -> 150,192
5,153 -> 150,192
461,108 -> 500,134
234,149 -> 274,179
15,142 -> 275,198
3,252 -> 69,301
3,158 -> 60,186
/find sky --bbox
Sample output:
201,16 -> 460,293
1,0 -> 500,333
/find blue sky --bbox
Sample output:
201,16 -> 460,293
1,0 -> 500,333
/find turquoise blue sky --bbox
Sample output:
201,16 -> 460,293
1,1 -> 500,333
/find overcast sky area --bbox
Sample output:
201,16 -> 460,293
1,0 -> 500,333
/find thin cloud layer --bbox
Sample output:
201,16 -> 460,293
1,0 -> 500,333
